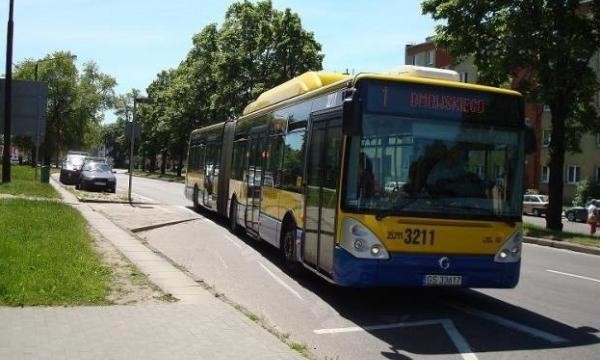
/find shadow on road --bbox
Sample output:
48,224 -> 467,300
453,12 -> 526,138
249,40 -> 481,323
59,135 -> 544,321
194,206 -> 600,359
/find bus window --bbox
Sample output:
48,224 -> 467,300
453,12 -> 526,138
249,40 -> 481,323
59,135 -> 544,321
280,129 -> 305,193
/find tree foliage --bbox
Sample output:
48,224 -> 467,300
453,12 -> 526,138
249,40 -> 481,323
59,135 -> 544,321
422,0 -> 600,230
14,51 -> 116,163
131,0 -> 323,176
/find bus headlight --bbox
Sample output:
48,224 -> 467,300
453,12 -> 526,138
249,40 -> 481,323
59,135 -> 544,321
494,229 -> 522,263
341,218 -> 389,260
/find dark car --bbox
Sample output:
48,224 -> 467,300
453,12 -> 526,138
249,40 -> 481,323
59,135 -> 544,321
76,162 -> 116,193
564,199 -> 596,222
59,152 -> 88,185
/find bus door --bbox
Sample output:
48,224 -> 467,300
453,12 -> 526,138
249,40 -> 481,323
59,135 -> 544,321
202,142 -> 220,209
303,110 -> 342,274
245,126 -> 268,233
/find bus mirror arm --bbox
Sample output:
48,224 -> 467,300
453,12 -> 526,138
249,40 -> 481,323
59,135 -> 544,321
342,89 -> 362,136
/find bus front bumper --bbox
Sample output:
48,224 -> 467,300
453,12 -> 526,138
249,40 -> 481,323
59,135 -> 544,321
331,247 -> 520,288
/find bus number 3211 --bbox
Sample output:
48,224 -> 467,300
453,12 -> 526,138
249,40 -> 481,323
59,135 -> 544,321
387,229 -> 435,245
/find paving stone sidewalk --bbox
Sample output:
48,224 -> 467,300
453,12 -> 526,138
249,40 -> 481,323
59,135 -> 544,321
0,175 -> 303,360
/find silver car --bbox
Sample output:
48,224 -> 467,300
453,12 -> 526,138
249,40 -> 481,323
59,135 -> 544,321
522,194 -> 549,217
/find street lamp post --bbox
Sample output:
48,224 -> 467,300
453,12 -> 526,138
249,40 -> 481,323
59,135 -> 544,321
32,54 -> 76,179
128,97 -> 150,203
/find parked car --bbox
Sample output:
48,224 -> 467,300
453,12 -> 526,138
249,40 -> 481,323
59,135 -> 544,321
59,152 -> 88,185
76,161 -> 116,193
522,194 -> 549,217
564,199 -> 596,222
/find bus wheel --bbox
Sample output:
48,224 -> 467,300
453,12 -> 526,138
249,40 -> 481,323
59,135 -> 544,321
229,199 -> 241,235
193,186 -> 200,211
281,223 -> 303,275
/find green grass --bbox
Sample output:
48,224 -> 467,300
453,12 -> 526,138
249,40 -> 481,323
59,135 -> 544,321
0,165 -> 58,198
132,169 -> 185,183
0,199 -> 111,306
524,223 -> 600,248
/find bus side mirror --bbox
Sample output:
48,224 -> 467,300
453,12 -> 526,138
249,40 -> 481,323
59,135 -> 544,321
342,89 -> 362,136
525,127 -> 536,154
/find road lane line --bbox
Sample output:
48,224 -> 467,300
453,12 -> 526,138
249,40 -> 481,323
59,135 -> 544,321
446,304 -> 567,344
546,269 -> 600,284
215,252 -> 228,269
441,320 -> 478,360
258,262 -> 304,301
223,234 -> 242,249
314,319 -> 477,360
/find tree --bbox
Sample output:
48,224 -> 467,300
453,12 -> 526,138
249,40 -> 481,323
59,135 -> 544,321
214,0 -> 323,117
14,51 -> 116,163
422,0 -> 600,230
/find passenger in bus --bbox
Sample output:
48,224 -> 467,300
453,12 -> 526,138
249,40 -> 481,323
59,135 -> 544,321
358,153 -> 377,198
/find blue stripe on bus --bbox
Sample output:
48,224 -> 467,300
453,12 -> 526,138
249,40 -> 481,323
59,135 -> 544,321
331,247 -> 520,288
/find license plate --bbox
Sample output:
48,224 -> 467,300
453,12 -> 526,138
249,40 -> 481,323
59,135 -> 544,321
423,275 -> 463,286
94,181 -> 106,185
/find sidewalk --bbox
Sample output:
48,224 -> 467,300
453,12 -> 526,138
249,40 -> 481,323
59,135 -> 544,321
0,176 -> 303,360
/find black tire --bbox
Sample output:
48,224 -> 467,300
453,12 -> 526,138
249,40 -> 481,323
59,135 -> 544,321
567,212 -> 575,222
281,222 -> 303,275
229,198 -> 242,235
533,209 -> 540,217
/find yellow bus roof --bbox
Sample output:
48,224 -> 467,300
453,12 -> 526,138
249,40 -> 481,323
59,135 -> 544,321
242,68 -> 521,116
242,72 -> 350,115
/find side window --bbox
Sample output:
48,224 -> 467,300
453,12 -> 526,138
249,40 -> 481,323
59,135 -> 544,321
280,129 -> 306,193
231,139 -> 247,180
267,135 -> 284,187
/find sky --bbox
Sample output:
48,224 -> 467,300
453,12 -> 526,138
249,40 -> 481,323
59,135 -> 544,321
0,0 -> 438,122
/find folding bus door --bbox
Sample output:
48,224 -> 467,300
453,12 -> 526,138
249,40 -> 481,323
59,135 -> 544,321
303,110 -> 342,274
245,126 -> 268,234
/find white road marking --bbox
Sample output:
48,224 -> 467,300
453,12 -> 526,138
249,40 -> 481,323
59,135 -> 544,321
258,262 -> 304,301
546,269 -> 600,284
446,304 -> 567,344
314,319 -> 477,360
215,252 -> 228,269
223,234 -> 242,249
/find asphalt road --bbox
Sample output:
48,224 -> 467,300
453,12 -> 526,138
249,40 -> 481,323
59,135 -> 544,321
119,174 -> 600,359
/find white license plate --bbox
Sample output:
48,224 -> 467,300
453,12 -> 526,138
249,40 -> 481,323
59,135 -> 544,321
423,275 -> 463,286
94,181 -> 106,185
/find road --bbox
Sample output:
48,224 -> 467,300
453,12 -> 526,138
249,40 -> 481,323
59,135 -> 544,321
118,173 -> 600,359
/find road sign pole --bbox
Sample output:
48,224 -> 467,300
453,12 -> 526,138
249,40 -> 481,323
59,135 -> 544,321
128,100 -> 136,203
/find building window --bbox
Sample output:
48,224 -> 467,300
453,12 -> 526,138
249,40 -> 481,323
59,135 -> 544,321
426,50 -> 435,65
542,129 -> 551,147
459,72 -> 469,83
596,133 -> 600,147
596,167 -> 600,182
541,166 -> 549,184
567,165 -> 580,185
543,104 -> 551,112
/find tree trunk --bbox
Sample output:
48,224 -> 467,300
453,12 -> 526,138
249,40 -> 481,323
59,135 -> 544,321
177,150 -> 184,178
160,151 -> 167,175
546,102 -> 567,231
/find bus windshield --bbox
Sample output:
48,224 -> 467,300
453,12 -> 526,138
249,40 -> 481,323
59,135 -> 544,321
342,113 -> 524,220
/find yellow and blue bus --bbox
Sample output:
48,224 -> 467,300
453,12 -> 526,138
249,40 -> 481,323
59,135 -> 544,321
185,66 -> 528,288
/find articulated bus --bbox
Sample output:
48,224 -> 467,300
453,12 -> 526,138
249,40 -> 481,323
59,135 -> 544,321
185,66 -> 528,288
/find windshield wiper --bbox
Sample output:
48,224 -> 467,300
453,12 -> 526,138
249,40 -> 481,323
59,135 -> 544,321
375,197 -> 419,221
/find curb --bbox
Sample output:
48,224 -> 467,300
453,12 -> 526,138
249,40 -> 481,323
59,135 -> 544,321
524,236 -> 600,256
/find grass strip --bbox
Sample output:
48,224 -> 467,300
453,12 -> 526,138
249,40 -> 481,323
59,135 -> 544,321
0,165 -> 58,198
0,199 -> 111,306
524,223 -> 600,248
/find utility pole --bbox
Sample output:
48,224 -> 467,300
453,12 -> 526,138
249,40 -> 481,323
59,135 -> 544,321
2,0 -> 15,183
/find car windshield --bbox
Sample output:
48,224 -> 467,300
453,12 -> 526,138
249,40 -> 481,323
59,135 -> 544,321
83,163 -> 110,172
342,113 -> 524,220
66,155 -> 86,166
